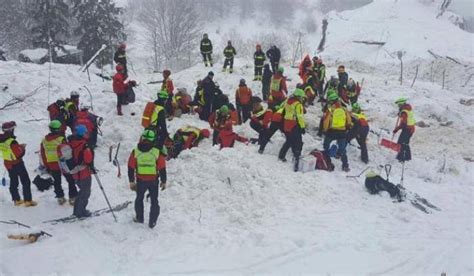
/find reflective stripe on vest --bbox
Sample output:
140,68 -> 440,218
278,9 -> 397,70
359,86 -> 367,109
402,110 -> 416,126
179,126 -> 200,140
284,100 -> 305,129
0,138 -> 16,161
150,105 -> 165,126
353,112 -> 366,121
331,107 -> 347,130
135,148 -> 160,175
270,77 -> 281,91
42,136 -> 64,163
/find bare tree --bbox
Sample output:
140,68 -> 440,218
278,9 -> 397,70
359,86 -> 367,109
137,0 -> 200,70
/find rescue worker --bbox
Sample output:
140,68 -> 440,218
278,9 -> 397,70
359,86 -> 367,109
200,33 -> 213,67
337,65 -> 349,94
114,42 -> 127,76
235,79 -> 253,124
171,88 -> 192,117
261,64 -> 272,101
258,101 -> 286,154
40,120 -> 78,205
298,55 -> 312,83
278,89 -> 306,172
0,121 -> 36,206
222,40 -> 237,73
73,106 -> 100,149
201,71 -> 216,121
65,91 -> 80,126
47,98 -> 69,134
128,130 -> 167,229
253,44 -> 266,81
149,91 -> 170,149
161,69 -> 174,117
191,80 -> 206,120
250,97 -> 273,145
347,103 -> 369,164
312,57 -> 326,98
393,98 -> 415,162
303,71 -> 317,106
322,93 -> 352,172
171,126 -> 210,158
69,125 -> 94,218
268,66 -> 288,109
209,105 -> 233,146
266,45 -> 281,74
346,78 -> 361,104
113,64 -> 136,115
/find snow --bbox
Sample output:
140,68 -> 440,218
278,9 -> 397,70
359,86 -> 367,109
18,48 -> 48,63
1,0 -> 473,274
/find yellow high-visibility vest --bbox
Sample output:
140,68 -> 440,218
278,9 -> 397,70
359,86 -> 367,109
135,148 -> 160,175
0,138 -> 16,161
42,136 -> 64,163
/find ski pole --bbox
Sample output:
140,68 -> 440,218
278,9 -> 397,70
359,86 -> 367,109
346,167 -> 371,178
384,164 -> 392,181
392,117 -> 400,141
92,173 -> 117,222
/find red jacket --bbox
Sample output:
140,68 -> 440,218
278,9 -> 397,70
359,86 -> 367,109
162,78 -> 174,96
40,133 -> 65,171
218,130 -> 248,149
127,141 -> 166,182
0,134 -> 25,170
235,85 -> 252,105
395,104 -> 415,134
251,108 -> 273,129
270,74 -> 287,104
69,136 -> 94,180
113,72 -> 128,95
209,112 -> 233,131
74,111 -> 95,135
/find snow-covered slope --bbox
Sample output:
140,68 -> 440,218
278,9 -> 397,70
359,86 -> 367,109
0,55 -> 472,274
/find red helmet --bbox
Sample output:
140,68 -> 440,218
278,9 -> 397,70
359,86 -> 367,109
118,43 -> 126,50
163,69 -> 171,77
256,44 -> 261,49
116,64 -> 124,72
200,129 -> 210,138
2,121 -> 16,132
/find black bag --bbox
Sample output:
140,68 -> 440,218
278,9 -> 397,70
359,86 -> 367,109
126,86 -> 135,103
365,175 -> 403,201
33,175 -> 53,192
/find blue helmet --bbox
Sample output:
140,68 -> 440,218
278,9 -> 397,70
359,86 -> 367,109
75,124 -> 88,137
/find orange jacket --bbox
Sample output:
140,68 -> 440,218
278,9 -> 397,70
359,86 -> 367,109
235,85 -> 252,105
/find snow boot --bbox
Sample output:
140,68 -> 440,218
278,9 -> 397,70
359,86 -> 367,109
117,106 -> 123,116
149,222 -> 156,229
57,197 -> 66,205
23,200 -> 37,207
69,197 -> 76,206
14,200 -> 24,206
133,217 -> 144,223
342,166 -> 350,172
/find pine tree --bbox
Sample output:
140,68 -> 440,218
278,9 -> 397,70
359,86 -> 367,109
30,0 -> 70,58
73,0 -> 126,64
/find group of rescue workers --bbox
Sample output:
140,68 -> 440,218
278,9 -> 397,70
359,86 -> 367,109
0,36 -> 415,229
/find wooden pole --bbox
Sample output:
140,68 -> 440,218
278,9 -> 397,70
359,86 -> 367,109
410,65 -> 419,88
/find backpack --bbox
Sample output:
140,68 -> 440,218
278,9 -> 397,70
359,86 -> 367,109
33,175 -> 53,192
57,143 -> 86,174
47,103 -> 60,119
126,86 -> 136,103
141,102 -> 156,128
310,149 -> 335,171
365,175 -> 404,201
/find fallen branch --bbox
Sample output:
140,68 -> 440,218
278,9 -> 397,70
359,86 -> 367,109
411,65 -> 419,88
445,56 -> 461,65
427,50 -> 441,59
353,40 -> 386,46
462,74 -> 473,87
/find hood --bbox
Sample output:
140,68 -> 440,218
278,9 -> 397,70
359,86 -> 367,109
0,133 -> 14,143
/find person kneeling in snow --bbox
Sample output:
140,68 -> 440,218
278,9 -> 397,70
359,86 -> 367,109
128,130 -> 167,229
250,96 -> 272,145
170,126 -> 210,158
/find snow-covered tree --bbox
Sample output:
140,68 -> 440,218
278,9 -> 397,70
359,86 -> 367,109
0,0 -> 33,58
73,0 -> 125,64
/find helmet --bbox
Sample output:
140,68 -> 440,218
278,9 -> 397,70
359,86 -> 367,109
208,71 -> 214,76
200,129 -> 210,138
328,93 -> 339,102
163,69 -> 171,77
227,40 -> 232,44
256,44 -> 261,49
277,66 -> 284,73
55,99 -> 65,108
219,105 -> 229,114
337,65 -> 345,73
142,129 -> 156,142
49,120 -> 62,131
70,91 -> 80,98
75,124 -> 88,137
312,56 -> 318,61
395,97 -> 407,105
203,33 -> 208,38
2,121 -> 16,132
239,78 -> 246,85
116,64 -> 124,72
158,90 -> 169,99
365,170 -> 377,178
118,43 -> 126,49
352,103 -> 361,112
293,88 -> 305,98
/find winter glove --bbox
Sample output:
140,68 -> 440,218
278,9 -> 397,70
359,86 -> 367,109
392,128 -> 398,134
129,182 -> 136,191
160,182 -> 166,191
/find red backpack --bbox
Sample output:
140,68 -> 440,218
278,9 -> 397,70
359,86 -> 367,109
310,149 -> 334,171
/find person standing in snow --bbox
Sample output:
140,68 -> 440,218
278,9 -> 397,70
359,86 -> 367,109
321,93 -> 352,172
161,69 -> 174,117
200,33 -> 213,67
65,91 -> 80,127
393,98 -> 415,162
278,89 -> 306,171
68,125 -> 94,218
253,44 -> 266,81
201,71 -> 217,121
222,40 -> 237,73
347,103 -> 369,164
40,120 -> 78,205
128,130 -> 167,229
114,43 -> 128,76
250,97 -> 273,146
0,121 -> 37,207
337,65 -> 349,95
235,79 -> 253,124
0,49 -> 7,61
149,91 -> 170,150
113,64 -> 136,116
261,64 -> 272,102
268,66 -> 288,109
312,56 -> 326,99
266,45 -> 281,74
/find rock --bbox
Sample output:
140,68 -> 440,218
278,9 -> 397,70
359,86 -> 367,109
439,121 -> 453,127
